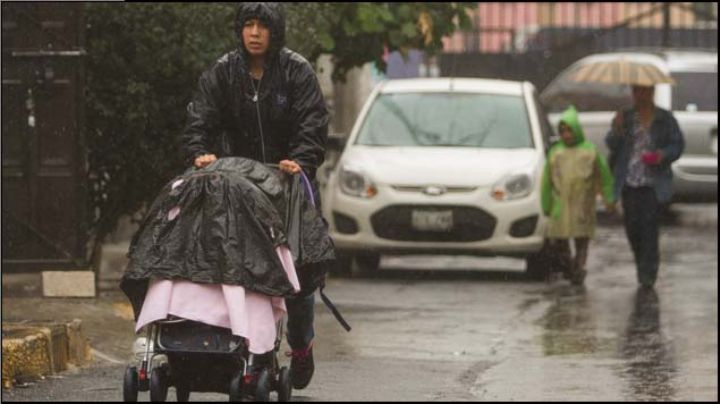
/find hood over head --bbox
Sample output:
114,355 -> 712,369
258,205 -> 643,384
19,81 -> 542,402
235,2 -> 286,60
558,104 -> 585,145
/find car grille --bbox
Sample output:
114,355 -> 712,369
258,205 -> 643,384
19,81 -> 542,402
391,185 -> 478,193
370,205 -> 497,242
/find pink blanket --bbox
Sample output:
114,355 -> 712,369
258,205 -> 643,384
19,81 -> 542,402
135,246 -> 300,354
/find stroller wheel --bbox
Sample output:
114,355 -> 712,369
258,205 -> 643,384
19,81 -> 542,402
175,383 -> 190,402
123,366 -> 139,402
150,365 -> 169,402
277,367 -> 292,402
254,369 -> 271,402
228,371 -> 244,402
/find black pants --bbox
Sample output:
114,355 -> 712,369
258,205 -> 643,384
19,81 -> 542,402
550,237 -> 590,274
621,186 -> 660,287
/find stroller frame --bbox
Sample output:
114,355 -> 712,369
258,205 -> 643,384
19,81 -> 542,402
123,316 -> 292,402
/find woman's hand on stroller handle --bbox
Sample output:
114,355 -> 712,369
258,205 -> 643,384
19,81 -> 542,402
278,159 -> 301,175
190,155 -> 300,176
194,153 -> 218,169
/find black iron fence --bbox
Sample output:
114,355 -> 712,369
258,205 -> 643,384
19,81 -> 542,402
440,2 -> 718,91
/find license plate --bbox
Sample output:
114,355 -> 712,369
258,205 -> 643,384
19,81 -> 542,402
411,210 -> 453,231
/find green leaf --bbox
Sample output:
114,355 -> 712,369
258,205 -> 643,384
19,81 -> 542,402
401,22 -> 417,39
388,29 -> 404,47
318,32 -> 335,51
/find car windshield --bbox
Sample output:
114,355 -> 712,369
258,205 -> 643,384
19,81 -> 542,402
672,71 -> 718,111
355,93 -> 534,148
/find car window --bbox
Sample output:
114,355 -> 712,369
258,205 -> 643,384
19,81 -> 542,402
540,66 -> 632,113
671,71 -> 718,112
355,93 -> 534,148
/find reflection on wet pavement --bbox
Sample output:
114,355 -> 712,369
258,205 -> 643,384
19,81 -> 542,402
540,286 -> 602,356
620,287 -> 676,401
539,282 -> 680,400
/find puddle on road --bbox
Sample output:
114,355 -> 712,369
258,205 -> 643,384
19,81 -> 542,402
618,288 -> 676,401
539,286 -> 677,400
539,286 -> 610,356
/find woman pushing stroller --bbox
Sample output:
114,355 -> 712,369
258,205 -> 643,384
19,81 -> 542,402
182,2 -> 329,389
120,3 -> 334,400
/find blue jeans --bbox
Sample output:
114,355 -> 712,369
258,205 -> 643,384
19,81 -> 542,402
622,186 -> 660,287
284,174 -> 321,350
285,293 -> 315,350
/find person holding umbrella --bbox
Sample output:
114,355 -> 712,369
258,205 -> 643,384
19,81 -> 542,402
599,67 -> 685,289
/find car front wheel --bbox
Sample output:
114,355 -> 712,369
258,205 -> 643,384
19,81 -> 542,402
525,241 -> 553,281
353,252 -> 380,277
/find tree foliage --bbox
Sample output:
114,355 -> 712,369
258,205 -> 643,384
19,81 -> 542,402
85,2 -> 474,240
285,3 -> 475,81
85,3 -> 237,239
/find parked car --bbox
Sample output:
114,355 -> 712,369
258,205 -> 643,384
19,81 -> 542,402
540,50 -> 718,202
322,78 -> 556,278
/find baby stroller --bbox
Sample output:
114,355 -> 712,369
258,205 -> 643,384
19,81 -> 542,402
123,316 -> 291,402
120,158 -> 341,402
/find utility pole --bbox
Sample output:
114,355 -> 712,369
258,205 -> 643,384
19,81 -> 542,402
662,2 -> 671,48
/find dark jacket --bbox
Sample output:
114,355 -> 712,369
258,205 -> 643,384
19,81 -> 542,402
605,106 -> 684,204
181,2 -> 328,181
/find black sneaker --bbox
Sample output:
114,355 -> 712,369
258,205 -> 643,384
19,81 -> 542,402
287,342 -> 314,389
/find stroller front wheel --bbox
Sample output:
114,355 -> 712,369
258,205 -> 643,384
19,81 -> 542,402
175,383 -> 190,402
123,366 -> 139,402
254,369 -> 271,402
229,371 -> 244,402
150,365 -> 169,402
277,366 -> 292,402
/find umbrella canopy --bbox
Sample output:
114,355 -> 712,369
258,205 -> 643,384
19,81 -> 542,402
569,58 -> 675,86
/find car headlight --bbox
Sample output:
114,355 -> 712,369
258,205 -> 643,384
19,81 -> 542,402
339,166 -> 377,198
491,173 -> 533,201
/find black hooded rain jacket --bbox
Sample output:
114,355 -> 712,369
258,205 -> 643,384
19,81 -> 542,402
181,2 -> 329,182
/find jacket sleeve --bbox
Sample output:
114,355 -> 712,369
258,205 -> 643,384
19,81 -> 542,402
595,151 -> 615,204
605,108 -> 631,154
287,59 -> 329,179
659,112 -> 685,166
605,128 -> 623,152
180,62 -> 228,166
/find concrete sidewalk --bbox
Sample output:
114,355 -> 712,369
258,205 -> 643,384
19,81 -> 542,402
1,287 -> 136,389
2,229 -> 136,389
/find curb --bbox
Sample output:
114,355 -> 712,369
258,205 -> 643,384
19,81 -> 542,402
1,320 -> 92,389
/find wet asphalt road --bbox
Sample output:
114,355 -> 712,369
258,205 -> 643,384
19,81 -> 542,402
2,204 -> 717,401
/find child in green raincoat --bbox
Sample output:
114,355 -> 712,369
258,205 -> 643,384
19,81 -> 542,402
541,105 -> 616,285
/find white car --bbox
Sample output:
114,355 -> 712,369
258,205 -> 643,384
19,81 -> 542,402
322,78 -> 555,278
541,50 -> 718,202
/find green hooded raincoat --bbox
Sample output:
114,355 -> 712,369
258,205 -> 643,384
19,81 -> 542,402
541,106 -> 615,239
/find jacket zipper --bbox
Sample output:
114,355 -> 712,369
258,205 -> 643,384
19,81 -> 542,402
250,74 -> 267,163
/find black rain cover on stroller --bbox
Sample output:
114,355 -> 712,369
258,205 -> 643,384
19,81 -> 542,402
120,157 -> 335,321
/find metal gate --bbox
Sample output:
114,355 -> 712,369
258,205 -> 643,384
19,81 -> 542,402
440,2 -> 718,91
1,3 -> 88,272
